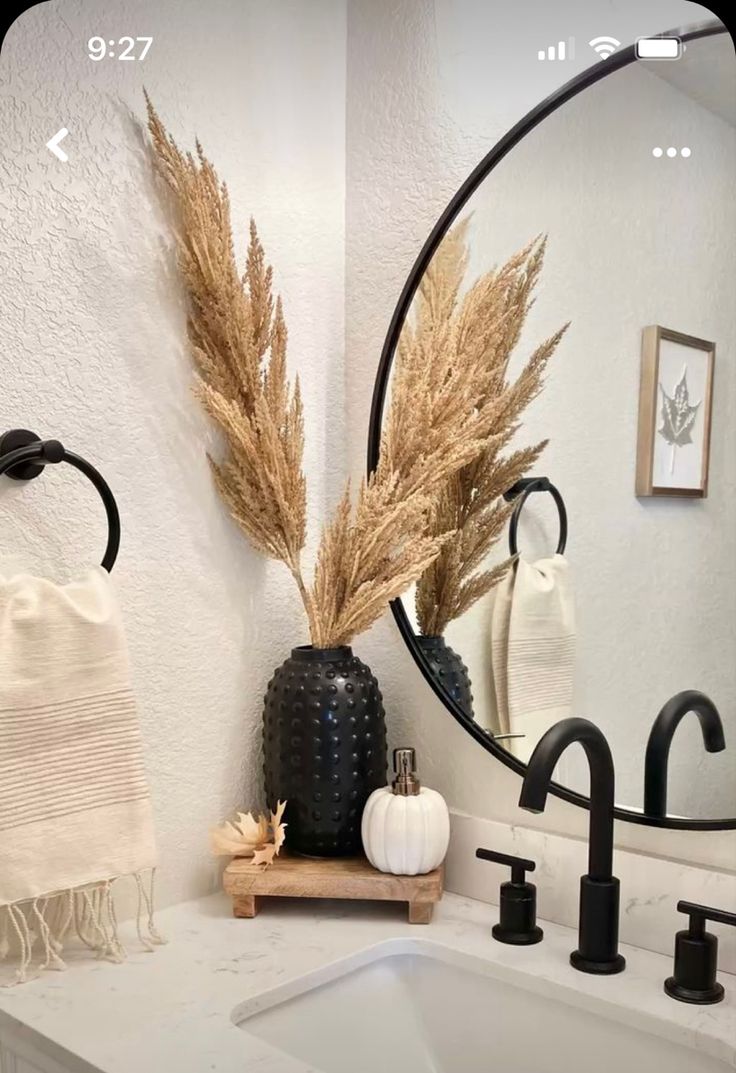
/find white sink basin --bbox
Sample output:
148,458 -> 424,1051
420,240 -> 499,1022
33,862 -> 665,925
233,939 -> 731,1073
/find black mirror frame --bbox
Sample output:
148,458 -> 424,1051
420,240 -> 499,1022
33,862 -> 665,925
367,18 -> 736,832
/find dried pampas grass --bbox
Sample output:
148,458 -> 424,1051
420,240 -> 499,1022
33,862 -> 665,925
397,220 -> 569,636
146,97 -> 494,647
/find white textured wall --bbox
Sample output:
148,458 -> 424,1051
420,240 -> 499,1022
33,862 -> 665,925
345,0 -> 736,870
0,0 -> 346,907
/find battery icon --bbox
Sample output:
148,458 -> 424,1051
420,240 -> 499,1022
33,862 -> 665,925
636,37 -> 682,60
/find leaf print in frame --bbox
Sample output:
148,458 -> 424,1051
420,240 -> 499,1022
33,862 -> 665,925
658,364 -> 701,475
636,326 -> 714,498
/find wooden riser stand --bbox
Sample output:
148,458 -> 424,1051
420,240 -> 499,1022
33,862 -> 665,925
223,852 -> 443,924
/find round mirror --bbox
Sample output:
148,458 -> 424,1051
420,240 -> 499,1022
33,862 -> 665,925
370,22 -> 736,830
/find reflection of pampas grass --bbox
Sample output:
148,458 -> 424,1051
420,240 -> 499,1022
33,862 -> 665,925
146,97 -> 496,647
397,220 -> 569,637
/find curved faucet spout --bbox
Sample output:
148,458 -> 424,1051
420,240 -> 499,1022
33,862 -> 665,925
519,717 -> 615,881
519,718 -> 624,974
644,691 -> 726,818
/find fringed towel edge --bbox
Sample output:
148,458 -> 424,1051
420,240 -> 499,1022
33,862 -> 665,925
0,869 -> 165,986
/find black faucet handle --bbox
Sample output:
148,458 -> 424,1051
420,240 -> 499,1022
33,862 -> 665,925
676,901 -> 736,930
475,847 -> 542,945
665,900 -> 736,1004
475,847 -> 536,885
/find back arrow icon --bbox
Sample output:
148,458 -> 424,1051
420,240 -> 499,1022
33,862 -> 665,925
46,128 -> 69,162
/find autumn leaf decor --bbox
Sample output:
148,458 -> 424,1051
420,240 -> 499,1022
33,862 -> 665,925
211,801 -> 287,868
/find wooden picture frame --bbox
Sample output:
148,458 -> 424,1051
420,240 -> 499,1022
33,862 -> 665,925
635,326 -> 715,498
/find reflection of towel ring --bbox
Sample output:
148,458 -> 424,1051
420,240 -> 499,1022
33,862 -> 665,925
0,428 -> 121,571
504,476 -> 567,557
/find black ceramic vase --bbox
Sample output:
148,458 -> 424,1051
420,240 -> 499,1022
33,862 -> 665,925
263,646 -> 387,857
416,635 -> 475,719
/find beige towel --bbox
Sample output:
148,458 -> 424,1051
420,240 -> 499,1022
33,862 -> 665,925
0,567 -> 161,983
490,554 -> 575,761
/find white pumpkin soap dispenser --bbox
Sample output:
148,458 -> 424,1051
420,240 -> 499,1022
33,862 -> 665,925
362,748 -> 450,876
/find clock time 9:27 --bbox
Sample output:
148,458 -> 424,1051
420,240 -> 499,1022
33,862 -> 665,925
88,37 -> 153,61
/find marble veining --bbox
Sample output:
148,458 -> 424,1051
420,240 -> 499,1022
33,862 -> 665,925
0,891 -> 733,1073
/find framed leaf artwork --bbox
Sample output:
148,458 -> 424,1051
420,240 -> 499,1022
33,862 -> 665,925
635,326 -> 715,498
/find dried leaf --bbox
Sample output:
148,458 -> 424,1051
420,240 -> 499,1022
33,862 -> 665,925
235,811 -> 269,846
210,800 -> 288,868
210,820 -> 258,858
271,800 -> 288,852
251,844 -> 278,868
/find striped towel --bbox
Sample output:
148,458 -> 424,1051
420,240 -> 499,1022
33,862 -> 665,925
490,554 -> 575,761
0,567 -> 161,984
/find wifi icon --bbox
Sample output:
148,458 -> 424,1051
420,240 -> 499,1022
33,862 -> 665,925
589,36 -> 621,59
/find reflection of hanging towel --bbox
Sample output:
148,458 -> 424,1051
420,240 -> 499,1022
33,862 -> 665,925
490,554 -> 575,761
0,567 -> 162,984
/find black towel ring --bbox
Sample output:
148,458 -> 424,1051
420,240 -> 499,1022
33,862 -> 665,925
504,476 -> 567,557
0,428 -> 120,572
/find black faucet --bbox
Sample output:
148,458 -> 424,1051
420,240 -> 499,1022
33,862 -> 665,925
519,717 -> 625,974
644,691 -> 725,818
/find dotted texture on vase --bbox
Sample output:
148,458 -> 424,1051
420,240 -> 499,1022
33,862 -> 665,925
416,635 -> 474,719
263,646 -> 387,856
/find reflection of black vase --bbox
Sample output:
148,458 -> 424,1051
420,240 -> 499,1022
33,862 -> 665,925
263,646 -> 387,857
416,635 -> 474,719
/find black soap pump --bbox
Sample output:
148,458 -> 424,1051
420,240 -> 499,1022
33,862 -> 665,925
476,848 -> 543,945
665,900 -> 736,1004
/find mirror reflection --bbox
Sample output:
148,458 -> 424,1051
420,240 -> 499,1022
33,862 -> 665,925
387,34 -> 736,822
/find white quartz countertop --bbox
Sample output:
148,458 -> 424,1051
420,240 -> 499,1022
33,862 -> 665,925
0,891 -> 734,1073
